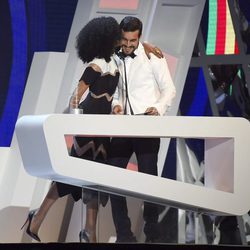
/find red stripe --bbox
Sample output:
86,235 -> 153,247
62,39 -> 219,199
215,0 -> 227,54
234,39 -> 239,54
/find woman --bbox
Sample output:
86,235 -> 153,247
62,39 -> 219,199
21,16 -> 162,243
21,16 -> 121,243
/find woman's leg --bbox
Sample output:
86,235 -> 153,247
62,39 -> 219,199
29,182 -> 59,235
84,198 -> 99,242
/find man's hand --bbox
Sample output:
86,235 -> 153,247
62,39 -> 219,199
145,107 -> 159,116
113,105 -> 123,114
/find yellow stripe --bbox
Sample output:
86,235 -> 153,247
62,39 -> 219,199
225,1 -> 235,54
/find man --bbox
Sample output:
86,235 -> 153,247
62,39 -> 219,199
109,16 -> 176,243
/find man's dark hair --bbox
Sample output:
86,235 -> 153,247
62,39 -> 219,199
120,16 -> 143,37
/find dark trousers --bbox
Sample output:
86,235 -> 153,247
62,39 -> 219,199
108,137 -> 160,240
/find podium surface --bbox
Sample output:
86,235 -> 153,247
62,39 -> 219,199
15,114 -> 250,215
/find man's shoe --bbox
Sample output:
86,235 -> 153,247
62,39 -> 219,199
144,222 -> 161,243
145,236 -> 162,243
116,235 -> 137,243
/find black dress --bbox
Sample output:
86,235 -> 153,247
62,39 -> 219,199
56,57 -> 119,205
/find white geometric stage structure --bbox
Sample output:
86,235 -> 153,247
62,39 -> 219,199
0,0 -> 208,242
16,114 -> 250,216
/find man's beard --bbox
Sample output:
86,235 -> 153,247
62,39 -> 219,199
122,45 -> 136,55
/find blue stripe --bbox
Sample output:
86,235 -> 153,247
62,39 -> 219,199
187,68 -> 208,116
27,0 -> 47,53
0,0 -> 27,146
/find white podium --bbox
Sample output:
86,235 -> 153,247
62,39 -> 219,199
15,114 -> 250,216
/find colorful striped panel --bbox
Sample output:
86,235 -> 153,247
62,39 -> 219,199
206,0 -> 239,55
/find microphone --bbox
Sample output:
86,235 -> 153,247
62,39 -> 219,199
116,51 -> 125,60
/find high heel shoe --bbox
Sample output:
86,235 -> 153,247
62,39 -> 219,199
79,230 -> 90,243
21,210 -> 41,242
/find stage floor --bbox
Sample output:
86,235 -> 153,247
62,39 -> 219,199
0,243 -> 249,250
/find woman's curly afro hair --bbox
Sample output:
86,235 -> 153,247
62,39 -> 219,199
76,16 -> 121,63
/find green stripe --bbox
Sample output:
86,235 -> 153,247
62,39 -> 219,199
237,69 -> 241,79
229,84 -> 232,96
206,0 -> 217,55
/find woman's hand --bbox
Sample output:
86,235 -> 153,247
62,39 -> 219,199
142,42 -> 163,59
69,80 -> 89,109
69,95 -> 80,109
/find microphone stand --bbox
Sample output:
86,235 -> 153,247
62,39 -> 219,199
120,55 -> 134,115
